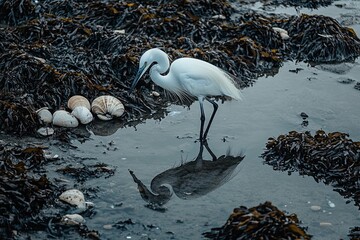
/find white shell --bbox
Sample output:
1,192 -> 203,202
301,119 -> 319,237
61,214 -> 85,225
91,95 -> 125,121
59,189 -> 94,209
37,127 -> 54,136
36,107 -> 53,124
71,106 -> 93,124
52,110 -> 79,127
68,95 -> 91,110
151,91 -> 160,97
273,27 -> 290,40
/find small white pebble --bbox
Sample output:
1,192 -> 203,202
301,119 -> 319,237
320,222 -> 332,227
114,29 -> 125,34
151,91 -> 160,97
310,205 -> 321,211
103,224 -> 113,230
328,201 -> 335,208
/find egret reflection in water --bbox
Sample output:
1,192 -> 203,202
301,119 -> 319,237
129,142 -> 245,208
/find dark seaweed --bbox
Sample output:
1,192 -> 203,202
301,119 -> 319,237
261,130 -> 360,208
1,1 -> 359,135
203,201 -> 311,239
0,141 -> 63,239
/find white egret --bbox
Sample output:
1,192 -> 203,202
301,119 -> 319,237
130,48 -> 242,160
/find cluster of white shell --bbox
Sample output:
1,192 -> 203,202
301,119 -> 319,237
36,95 -> 125,136
59,189 -> 94,226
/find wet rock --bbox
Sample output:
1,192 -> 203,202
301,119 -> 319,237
337,77 -> 355,84
354,82 -> 360,91
300,112 -> 308,119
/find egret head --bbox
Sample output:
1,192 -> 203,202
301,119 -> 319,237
130,48 -> 169,92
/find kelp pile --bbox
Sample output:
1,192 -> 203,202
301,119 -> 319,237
0,139 -> 115,239
0,141 -> 62,239
261,130 -> 360,209
57,163 -> 116,183
203,201 -> 311,239
1,0 -> 360,135
282,14 -> 360,63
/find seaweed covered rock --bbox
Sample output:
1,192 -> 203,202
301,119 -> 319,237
261,130 -> 360,208
0,141 -> 63,239
203,201 -> 311,240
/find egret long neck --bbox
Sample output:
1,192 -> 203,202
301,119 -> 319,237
150,65 -> 179,92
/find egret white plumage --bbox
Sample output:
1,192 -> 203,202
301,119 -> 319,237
130,48 -> 242,160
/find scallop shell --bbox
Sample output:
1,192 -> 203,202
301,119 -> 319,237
61,214 -> 85,225
71,106 -> 93,124
68,95 -> 91,110
59,189 -> 94,209
53,110 -> 79,127
36,107 -> 53,124
91,95 -> 125,121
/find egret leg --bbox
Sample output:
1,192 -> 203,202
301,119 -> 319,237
196,97 -> 206,161
203,141 -> 217,161
203,97 -> 218,141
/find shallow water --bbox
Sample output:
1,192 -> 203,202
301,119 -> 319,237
8,1 -> 360,239
45,2 -> 360,238
46,58 -> 359,240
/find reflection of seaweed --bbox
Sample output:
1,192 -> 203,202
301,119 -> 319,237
129,146 -> 245,208
57,163 -> 116,183
261,130 -> 360,208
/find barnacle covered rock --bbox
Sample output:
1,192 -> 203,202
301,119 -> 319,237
261,130 -> 360,208
203,201 -> 311,239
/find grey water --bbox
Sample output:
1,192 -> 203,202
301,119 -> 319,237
30,1 -> 360,239
55,59 -> 360,240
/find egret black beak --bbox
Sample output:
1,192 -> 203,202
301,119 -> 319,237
130,63 -> 148,93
